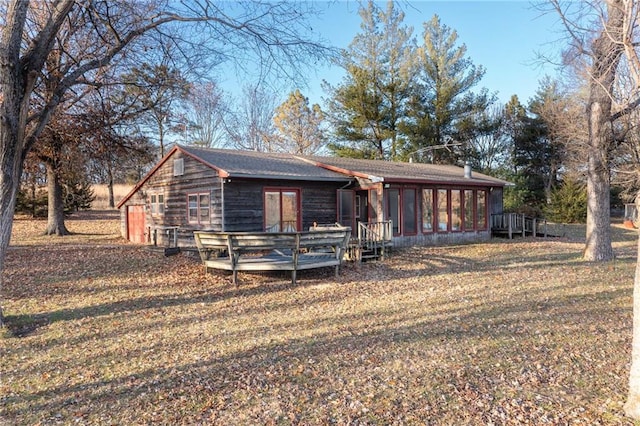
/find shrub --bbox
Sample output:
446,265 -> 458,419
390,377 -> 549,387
545,177 -> 587,223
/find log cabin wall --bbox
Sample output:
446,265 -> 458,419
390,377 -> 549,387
120,149 -> 223,247
223,178 -> 343,232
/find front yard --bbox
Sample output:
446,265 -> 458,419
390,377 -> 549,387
1,212 -> 637,424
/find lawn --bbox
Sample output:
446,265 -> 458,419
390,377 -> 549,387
1,211 -> 638,425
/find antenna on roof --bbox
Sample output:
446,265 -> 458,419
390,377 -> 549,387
406,142 -> 463,163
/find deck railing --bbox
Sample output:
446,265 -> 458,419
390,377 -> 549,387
357,220 -> 393,245
490,213 -> 547,239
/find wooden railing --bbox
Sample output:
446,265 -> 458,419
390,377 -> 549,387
310,221 -> 392,261
357,220 -> 393,245
490,213 -> 547,239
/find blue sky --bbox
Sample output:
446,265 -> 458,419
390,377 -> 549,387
299,1 -> 565,108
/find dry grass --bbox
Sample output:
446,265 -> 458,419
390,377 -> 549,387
91,184 -> 133,210
2,213 -> 639,425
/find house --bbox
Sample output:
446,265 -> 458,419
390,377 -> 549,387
117,145 -> 511,249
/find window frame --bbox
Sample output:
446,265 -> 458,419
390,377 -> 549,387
463,189 -> 475,231
386,188 -> 401,236
187,192 -> 211,225
402,187 -> 418,236
150,192 -> 165,216
436,189 -> 449,232
421,188 -> 434,233
476,189 -> 488,230
263,187 -> 301,232
173,158 -> 184,176
450,189 -> 462,232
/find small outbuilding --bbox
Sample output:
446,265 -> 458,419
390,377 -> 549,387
117,145 -> 510,249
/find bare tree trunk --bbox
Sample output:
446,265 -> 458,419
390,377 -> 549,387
584,102 -> 614,261
0,133 -> 23,327
107,166 -> 115,209
44,162 -> 69,236
626,194 -> 640,418
582,1 -> 623,262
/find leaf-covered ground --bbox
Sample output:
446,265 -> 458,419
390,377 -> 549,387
2,211 -> 638,425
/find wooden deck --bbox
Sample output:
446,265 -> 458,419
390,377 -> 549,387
491,213 -> 549,239
194,229 -> 351,286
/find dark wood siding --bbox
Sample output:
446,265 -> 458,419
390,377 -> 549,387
120,150 -> 223,245
223,178 -> 343,232
144,150 -> 222,230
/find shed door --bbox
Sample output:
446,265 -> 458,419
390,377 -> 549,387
127,205 -> 146,243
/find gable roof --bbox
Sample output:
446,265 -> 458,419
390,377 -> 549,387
117,145 -> 510,208
179,145 -> 350,181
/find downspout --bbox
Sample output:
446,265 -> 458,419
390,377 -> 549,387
221,177 -> 225,231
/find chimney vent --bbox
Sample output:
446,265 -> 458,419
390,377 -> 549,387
464,162 -> 472,179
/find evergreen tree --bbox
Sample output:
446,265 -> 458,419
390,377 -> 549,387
513,80 -> 565,209
545,176 -> 587,223
325,0 -> 415,160
402,15 -> 491,164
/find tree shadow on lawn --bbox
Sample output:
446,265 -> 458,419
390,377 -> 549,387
362,248 -> 594,282
3,266 -> 347,339
5,238 -> 633,339
4,286 -> 631,424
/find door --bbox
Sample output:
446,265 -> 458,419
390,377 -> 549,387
356,191 -> 368,224
337,189 -> 355,229
127,205 -> 146,243
264,189 -> 300,232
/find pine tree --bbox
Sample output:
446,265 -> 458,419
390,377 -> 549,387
325,0 -> 415,160
402,15 -> 490,164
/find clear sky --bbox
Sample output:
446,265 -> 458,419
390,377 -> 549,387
300,0 -> 565,108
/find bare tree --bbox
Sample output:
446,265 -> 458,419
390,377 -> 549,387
122,59 -> 191,158
458,104 -> 507,173
0,0 -> 332,324
185,81 -> 228,148
547,0 -> 640,418
225,86 -> 277,152
549,0 -> 636,261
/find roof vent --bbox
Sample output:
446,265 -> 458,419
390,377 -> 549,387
464,162 -> 472,179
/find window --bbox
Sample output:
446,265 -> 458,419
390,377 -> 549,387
451,190 -> 461,231
173,158 -> 184,176
403,188 -> 417,235
188,193 -> 210,225
464,190 -> 474,230
264,189 -> 300,232
355,195 -> 361,219
150,193 -> 164,216
477,190 -> 487,230
437,189 -> 448,231
422,189 -> 434,232
387,189 -> 400,235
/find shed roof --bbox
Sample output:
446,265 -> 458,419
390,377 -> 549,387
301,155 -> 512,187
